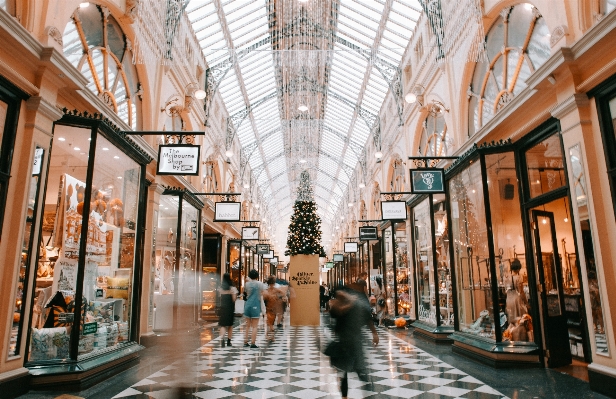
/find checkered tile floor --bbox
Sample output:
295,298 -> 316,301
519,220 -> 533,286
112,317 -> 508,398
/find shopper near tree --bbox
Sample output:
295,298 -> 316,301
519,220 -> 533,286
263,276 -> 284,342
218,273 -> 237,347
243,269 -> 263,348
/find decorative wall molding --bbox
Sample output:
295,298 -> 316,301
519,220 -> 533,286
45,26 -> 62,46
550,25 -> 568,47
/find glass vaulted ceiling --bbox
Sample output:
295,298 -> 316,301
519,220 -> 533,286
187,0 -> 421,228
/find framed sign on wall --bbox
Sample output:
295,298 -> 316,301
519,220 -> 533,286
214,202 -> 241,222
381,201 -> 407,220
157,144 -> 200,176
241,226 -> 259,240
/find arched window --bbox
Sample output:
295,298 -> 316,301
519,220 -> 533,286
63,5 -> 141,129
468,3 -> 550,135
419,110 -> 451,156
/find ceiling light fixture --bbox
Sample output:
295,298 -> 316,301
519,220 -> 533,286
358,182 -> 365,188
58,137 -> 65,141
298,104 -> 308,112
102,147 -> 109,151
299,159 -> 307,163
225,149 -> 234,158
375,151 -> 383,159
243,182 -> 250,188
74,147 -> 80,151
79,2 -> 90,8
194,89 -> 206,100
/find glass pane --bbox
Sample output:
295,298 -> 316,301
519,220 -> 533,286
570,144 -> 609,356
414,198 -> 436,326
383,226 -> 395,317
177,201 -> 199,328
229,241 -> 241,290
28,124 -> 92,362
9,148 -> 44,356
153,196 -> 178,331
485,152 -> 533,342
609,97 -> 616,142
449,161 -> 494,339
526,134 -> 566,198
395,222 -> 410,315
78,134 -> 140,358
434,194 -> 453,326
0,99 -> 7,154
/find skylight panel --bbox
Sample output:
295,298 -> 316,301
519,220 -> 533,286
249,154 -> 264,170
338,13 -> 379,37
321,134 -> 345,157
186,1 -> 215,15
343,151 -> 357,167
336,25 -> 372,47
382,29 -> 408,49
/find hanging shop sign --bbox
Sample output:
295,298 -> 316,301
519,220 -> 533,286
381,201 -> 408,220
241,226 -> 259,240
359,226 -> 378,240
333,253 -> 344,262
32,148 -> 44,175
256,244 -> 270,254
157,144 -> 200,176
344,242 -> 358,253
270,256 -> 279,265
263,250 -> 274,259
410,168 -> 445,193
214,202 -> 241,222
325,262 -> 334,269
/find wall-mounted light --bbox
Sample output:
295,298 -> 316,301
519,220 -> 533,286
375,150 -> 383,159
298,104 -> 308,112
405,84 -> 425,106
358,182 -> 365,188
225,149 -> 234,158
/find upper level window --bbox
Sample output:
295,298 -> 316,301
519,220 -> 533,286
419,110 -> 451,157
63,5 -> 140,129
607,0 -> 616,14
468,3 -> 550,136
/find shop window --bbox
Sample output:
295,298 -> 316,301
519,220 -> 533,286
419,111 -> 451,156
468,3 -> 550,136
414,198 -> 436,325
449,161 -> 495,339
485,152 -> 534,343
62,5 -> 140,129
8,147 -> 44,356
26,117 -> 149,364
525,134 -> 566,199
570,144 -> 609,356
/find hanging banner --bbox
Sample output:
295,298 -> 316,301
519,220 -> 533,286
344,242 -> 358,253
256,244 -> 270,254
359,226 -> 378,240
214,202 -> 241,222
410,168 -> 445,193
241,226 -> 259,240
157,144 -> 200,176
262,250 -> 274,259
333,253 -> 344,262
381,201 -> 407,220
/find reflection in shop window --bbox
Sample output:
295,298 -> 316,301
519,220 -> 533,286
569,144 -> 609,356
468,3 -> 550,136
526,134 -> 566,199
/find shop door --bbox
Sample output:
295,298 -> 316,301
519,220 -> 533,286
531,210 -> 572,368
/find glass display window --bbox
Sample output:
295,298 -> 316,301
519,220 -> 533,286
8,147 -> 44,357
25,115 -> 150,365
228,241 -> 242,290
383,226 -> 394,317
414,198 -> 436,325
449,161 -> 495,339
569,144 -> 609,357
525,134 -> 567,199
485,152 -> 533,343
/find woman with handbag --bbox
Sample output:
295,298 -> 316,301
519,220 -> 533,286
243,269 -> 264,348
328,287 -> 379,399
218,273 -> 237,347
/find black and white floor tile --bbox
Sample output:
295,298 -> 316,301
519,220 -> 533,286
112,318 -> 508,399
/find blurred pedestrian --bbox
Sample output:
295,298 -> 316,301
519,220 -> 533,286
328,287 -> 379,399
218,273 -> 237,347
243,269 -> 263,348
263,275 -> 284,342
356,272 -> 369,297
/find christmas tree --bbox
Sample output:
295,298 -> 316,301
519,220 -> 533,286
285,171 -> 326,257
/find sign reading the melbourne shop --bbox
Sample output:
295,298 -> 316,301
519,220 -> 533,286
410,168 -> 445,193
256,244 -> 270,254
157,144 -> 200,176
214,202 -> 241,222
381,201 -> 407,220
359,226 -> 378,240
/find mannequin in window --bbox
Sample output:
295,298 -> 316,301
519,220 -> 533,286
504,255 -> 528,324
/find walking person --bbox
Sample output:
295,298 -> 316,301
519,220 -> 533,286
373,276 -> 385,327
243,269 -> 264,348
218,273 -> 237,347
262,275 -> 284,342
327,286 -> 379,399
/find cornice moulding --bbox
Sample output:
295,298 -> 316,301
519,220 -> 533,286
550,93 -> 590,120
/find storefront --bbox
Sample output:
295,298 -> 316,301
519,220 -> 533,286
201,233 -> 222,320
152,189 -> 202,331
448,120 -> 591,368
22,113 -> 151,387
381,221 -> 411,319
410,193 -> 455,341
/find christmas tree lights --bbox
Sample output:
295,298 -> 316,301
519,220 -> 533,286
285,171 -> 326,257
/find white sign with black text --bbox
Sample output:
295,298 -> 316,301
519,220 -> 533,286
157,144 -> 200,176
242,226 -> 259,240
32,148 -> 44,176
381,201 -> 408,220
214,202 -> 241,222
344,242 -> 358,253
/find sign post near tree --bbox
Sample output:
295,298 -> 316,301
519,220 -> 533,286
286,171 -> 326,326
